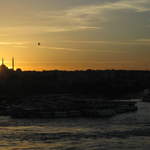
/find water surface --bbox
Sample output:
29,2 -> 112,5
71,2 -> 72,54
0,102 -> 150,150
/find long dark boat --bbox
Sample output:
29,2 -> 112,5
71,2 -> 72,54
9,99 -> 138,119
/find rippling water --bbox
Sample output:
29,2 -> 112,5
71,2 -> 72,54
0,102 -> 150,150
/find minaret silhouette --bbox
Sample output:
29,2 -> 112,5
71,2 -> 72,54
2,58 -> 4,65
12,57 -> 14,70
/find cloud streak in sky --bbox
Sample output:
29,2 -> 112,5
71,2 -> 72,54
32,0 -> 150,34
1,0 -> 150,34
39,46 -> 80,52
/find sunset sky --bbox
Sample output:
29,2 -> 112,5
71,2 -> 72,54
0,0 -> 150,70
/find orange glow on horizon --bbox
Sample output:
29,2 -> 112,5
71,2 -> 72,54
2,61 -> 149,71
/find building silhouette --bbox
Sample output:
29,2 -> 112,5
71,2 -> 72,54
0,58 -> 15,72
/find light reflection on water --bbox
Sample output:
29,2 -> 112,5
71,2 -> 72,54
0,102 -> 150,150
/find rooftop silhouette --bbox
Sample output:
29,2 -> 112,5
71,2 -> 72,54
0,58 -> 15,73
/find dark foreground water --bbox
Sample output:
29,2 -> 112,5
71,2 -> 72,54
0,101 -> 150,150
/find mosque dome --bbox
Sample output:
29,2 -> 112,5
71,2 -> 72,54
0,64 -> 9,72
0,58 -> 14,73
